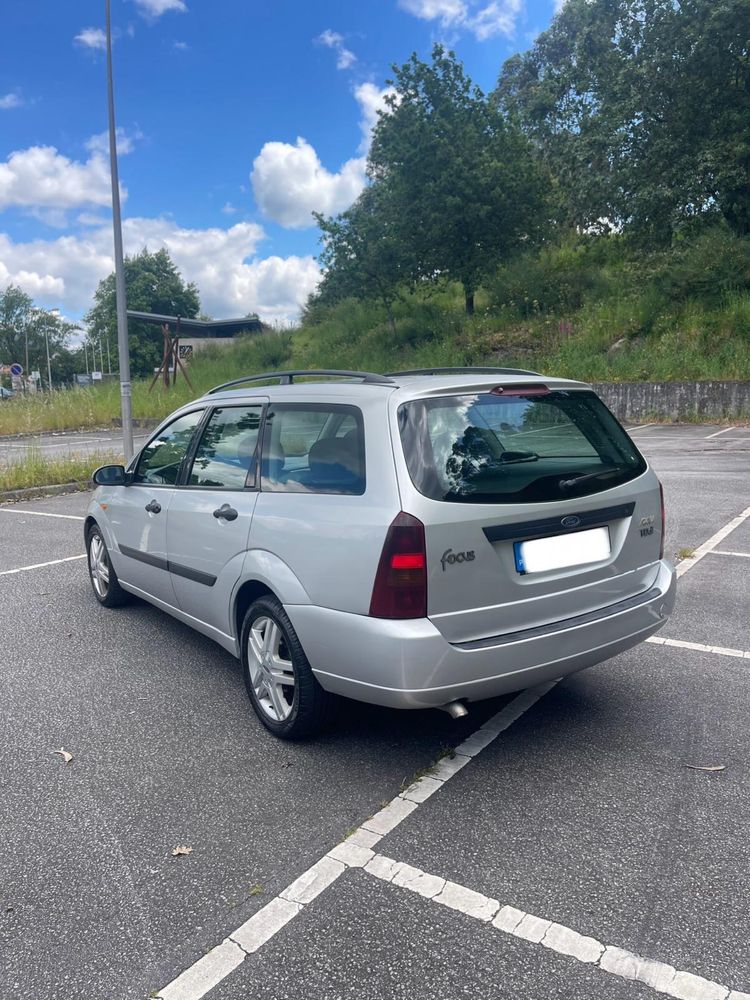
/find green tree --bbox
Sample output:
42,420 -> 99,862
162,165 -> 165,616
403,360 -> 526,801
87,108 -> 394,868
85,248 -> 200,378
0,285 -> 75,387
496,0 -> 750,242
313,185 -> 412,332
369,45 -> 549,313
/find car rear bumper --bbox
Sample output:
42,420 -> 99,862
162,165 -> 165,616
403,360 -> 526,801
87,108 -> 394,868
286,559 -> 676,710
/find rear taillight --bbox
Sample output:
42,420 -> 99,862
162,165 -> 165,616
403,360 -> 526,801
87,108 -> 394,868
369,512 -> 427,619
659,480 -> 665,560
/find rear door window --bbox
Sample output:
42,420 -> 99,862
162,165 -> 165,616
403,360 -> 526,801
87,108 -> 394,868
398,389 -> 646,503
187,405 -> 263,489
261,404 -> 365,495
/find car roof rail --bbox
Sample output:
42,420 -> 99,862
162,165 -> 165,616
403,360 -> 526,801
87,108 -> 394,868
385,366 -> 541,377
207,369 -> 395,394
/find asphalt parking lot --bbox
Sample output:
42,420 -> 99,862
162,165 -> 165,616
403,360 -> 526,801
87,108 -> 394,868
1,422 -> 748,1000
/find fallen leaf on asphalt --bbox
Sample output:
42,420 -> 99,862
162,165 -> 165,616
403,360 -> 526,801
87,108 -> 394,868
685,764 -> 725,772
52,748 -> 73,764
171,845 -> 193,857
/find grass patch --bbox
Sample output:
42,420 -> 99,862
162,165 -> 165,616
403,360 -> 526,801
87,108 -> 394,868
676,547 -> 696,560
0,448 -> 121,493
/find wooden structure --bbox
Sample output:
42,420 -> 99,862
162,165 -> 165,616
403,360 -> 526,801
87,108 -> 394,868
125,311 -> 263,392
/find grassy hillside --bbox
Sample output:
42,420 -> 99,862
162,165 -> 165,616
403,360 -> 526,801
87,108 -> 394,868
1,230 -> 748,436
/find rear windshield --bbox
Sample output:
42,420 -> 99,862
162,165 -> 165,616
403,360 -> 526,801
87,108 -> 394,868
398,390 -> 646,504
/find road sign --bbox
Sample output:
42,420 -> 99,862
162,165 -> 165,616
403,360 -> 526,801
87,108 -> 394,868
92,371 -> 103,381
9,363 -> 23,377
31,370 -> 41,381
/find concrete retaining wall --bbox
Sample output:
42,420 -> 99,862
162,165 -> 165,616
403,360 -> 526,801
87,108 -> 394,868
591,380 -> 750,422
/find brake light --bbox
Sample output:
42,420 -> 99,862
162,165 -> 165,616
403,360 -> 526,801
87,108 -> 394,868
369,512 -> 427,619
659,480 -> 665,560
491,384 -> 550,396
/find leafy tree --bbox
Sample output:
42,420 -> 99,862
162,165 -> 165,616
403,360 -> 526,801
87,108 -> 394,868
313,186 -> 412,332
495,0 -> 750,242
369,45 -> 549,313
85,248 -> 200,378
0,285 -> 75,387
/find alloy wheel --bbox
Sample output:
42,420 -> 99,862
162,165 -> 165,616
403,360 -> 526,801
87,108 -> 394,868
246,616 -> 295,721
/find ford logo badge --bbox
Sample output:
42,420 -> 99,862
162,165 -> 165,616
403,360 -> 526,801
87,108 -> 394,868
561,515 -> 581,528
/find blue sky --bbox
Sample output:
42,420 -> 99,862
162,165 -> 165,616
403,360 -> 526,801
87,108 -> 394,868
0,0 -> 561,325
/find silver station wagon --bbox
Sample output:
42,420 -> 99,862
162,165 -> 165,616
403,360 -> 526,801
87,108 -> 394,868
86,368 -> 676,739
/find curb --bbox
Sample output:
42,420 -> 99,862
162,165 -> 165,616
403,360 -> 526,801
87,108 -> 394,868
0,480 -> 91,504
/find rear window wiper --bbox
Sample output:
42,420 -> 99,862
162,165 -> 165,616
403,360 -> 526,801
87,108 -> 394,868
496,450 -> 539,465
558,467 -> 623,490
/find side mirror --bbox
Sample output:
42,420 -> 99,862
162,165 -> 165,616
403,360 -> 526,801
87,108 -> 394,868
92,464 -> 128,486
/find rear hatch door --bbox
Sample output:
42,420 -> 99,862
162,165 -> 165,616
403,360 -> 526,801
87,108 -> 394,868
396,385 -> 662,643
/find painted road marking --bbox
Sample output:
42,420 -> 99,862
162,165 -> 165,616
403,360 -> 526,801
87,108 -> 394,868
628,423 -> 657,432
0,554 -> 87,576
363,855 -> 750,1000
647,636 -> 750,660
675,505 -> 750,579
710,550 -> 750,559
705,426 -> 736,439
154,682 -> 559,1000
0,507 -> 85,521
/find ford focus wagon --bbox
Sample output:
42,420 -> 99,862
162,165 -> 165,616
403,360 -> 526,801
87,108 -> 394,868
86,368 -> 676,739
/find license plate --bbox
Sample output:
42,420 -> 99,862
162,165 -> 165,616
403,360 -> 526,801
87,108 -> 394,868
514,526 -> 611,575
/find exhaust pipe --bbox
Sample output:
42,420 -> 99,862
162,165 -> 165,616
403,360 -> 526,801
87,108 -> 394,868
438,700 -> 468,719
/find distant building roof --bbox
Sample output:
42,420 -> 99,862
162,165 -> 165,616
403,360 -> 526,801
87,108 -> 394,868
126,310 -> 263,338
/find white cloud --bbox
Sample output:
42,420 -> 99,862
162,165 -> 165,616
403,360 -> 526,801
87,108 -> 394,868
0,92 -> 23,111
85,128 -> 140,157
134,0 -> 187,17
173,40 -> 189,50
315,29 -> 357,70
250,83 -> 394,229
74,27 -> 107,50
0,218 -> 320,325
0,145 -> 118,212
399,0 -> 467,25
354,82 -> 395,153
221,202 -> 237,215
251,138 -> 366,229
469,0 -> 522,39
398,0 -> 522,39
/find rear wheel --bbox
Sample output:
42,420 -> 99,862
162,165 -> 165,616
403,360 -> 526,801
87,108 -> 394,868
241,595 -> 336,740
86,524 -> 130,608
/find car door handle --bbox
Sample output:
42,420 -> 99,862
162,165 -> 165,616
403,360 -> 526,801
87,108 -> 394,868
213,504 -> 238,522
145,500 -> 162,514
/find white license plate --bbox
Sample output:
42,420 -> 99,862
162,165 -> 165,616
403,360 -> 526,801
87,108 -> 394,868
514,526 -> 611,575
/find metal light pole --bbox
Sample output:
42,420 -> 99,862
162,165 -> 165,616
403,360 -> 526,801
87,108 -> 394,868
106,0 -> 134,460
44,324 -> 52,391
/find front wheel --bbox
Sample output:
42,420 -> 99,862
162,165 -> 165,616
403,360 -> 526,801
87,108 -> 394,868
241,596 -> 337,740
86,524 -> 130,608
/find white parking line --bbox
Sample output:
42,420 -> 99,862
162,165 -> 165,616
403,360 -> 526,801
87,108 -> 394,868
362,855 -> 750,1000
0,554 -> 86,576
710,550 -> 750,559
646,636 -> 750,660
705,426 -> 736,439
676,505 -> 750,578
154,682 -> 559,1000
0,507 -> 85,521
628,423 -> 657,432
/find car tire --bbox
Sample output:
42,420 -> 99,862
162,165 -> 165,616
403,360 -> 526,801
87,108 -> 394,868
241,595 -> 337,740
86,523 -> 130,608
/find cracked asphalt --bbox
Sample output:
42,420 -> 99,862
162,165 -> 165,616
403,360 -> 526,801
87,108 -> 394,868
0,422 -> 748,1000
